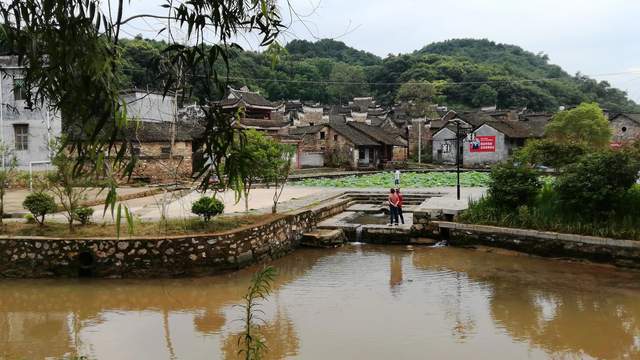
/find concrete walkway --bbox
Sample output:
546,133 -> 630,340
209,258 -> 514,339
9,184 -> 485,225
3,187 -> 159,214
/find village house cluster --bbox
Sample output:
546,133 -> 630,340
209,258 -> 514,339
2,55 -> 639,181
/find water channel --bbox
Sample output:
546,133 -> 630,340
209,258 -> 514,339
1,245 -> 640,359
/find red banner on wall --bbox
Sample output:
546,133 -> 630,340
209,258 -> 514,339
470,136 -> 496,152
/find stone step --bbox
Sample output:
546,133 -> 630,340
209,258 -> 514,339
301,229 -> 346,248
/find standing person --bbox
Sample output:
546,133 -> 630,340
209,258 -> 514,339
396,188 -> 405,225
394,169 -> 401,187
388,188 -> 399,226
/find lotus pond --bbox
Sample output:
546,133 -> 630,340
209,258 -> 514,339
293,171 -> 491,188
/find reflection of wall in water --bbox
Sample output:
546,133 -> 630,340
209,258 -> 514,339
0,312 -> 74,359
411,248 -> 640,359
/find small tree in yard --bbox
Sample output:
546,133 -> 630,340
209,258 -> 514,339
230,130 -> 277,213
488,162 -> 541,210
231,131 -> 294,214
191,196 -> 224,223
0,143 -> 17,225
267,144 -> 294,214
47,143 -> 90,231
23,192 -> 57,226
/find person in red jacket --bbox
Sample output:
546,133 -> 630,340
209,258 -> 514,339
396,188 -> 405,225
388,188 -> 399,225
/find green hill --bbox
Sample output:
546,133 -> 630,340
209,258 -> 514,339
119,37 -> 639,112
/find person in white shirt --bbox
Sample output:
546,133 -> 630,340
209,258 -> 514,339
394,170 -> 400,187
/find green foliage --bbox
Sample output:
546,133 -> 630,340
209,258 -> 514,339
460,183 -> 640,241
545,103 -> 612,147
110,37 -> 640,112
472,84 -> 498,107
555,151 -> 640,216
396,80 -> 438,117
22,192 -> 57,226
226,130 -> 290,212
286,39 -> 380,66
488,162 -> 541,209
515,138 -> 589,169
73,207 -> 95,225
327,62 -> 369,103
238,266 -> 278,360
47,143 -> 90,230
295,171 -> 490,188
191,196 -> 225,222
23,213 -> 36,224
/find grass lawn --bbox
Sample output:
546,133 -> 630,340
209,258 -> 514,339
0,214 -> 279,238
292,171 -> 491,188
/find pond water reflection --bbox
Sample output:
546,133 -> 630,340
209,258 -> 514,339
1,246 -> 639,359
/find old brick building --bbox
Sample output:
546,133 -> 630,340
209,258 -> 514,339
122,121 -> 203,182
290,116 -> 407,169
609,113 -> 640,146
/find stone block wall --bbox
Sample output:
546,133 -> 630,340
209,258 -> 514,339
437,222 -> 640,269
129,141 -> 193,182
0,212 -> 317,278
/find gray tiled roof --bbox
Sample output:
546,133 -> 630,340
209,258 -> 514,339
219,87 -> 275,108
348,122 -> 407,147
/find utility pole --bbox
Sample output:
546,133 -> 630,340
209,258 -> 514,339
418,119 -> 422,164
455,120 -> 461,200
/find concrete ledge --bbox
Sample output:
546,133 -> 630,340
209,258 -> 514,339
434,221 -> 640,269
436,222 -> 640,249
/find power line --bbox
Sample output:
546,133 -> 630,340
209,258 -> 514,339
120,66 -> 640,88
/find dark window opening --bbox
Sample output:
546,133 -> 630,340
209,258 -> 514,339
14,124 -> 28,150
359,148 -> 365,159
622,126 -> 627,133
309,122 -> 314,126
13,78 -> 26,101
334,135 -> 338,141
320,131 -> 325,140
161,146 -> 171,155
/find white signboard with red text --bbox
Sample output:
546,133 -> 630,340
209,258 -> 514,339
469,136 -> 496,153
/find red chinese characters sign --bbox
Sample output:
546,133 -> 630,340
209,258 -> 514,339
470,136 -> 496,152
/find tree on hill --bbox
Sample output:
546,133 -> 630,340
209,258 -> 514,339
327,63 -> 369,104
396,80 -> 438,117
544,102 -> 612,148
472,84 -> 498,107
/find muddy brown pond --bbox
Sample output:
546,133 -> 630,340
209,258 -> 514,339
2,245 -> 640,359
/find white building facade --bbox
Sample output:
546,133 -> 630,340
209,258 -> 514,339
0,56 -> 61,170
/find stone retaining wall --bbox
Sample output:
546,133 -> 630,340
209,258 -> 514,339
436,221 -> 640,268
0,194 -> 356,278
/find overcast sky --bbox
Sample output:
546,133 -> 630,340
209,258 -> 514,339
121,0 -> 640,102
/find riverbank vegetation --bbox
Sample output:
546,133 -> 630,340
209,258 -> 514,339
461,104 -> 640,240
0,214 -> 277,238
295,171 -> 490,188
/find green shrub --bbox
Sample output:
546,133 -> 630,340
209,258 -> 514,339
23,213 -> 36,224
516,139 -> 589,169
191,196 -> 224,222
22,192 -> 57,226
555,151 -> 640,217
73,206 -> 94,225
488,162 -> 541,209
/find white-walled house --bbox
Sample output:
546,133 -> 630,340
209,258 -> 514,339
121,90 -> 177,123
0,56 -> 61,170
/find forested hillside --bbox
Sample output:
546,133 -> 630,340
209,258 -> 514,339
119,37 -> 639,112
